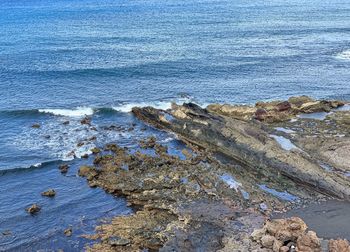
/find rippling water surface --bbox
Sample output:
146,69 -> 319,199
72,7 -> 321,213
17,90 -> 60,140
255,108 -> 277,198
0,0 -> 350,250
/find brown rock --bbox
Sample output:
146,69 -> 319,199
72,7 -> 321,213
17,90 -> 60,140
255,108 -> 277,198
261,235 -> 275,248
296,231 -> 321,252
273,239 -> 283,252
328,239 -> 350,252
78,165 -> 92,177
64,227 -> 72,237
41,189 -> 56,197
254,108 -> 268,121
26,204 -> 41,214
31,123 -> 41,129
279,246 -> 289,252
276,101 -> 292,112
59,164 -> 69,174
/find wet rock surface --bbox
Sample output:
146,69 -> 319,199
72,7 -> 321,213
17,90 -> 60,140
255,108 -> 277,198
41,189 -> 56,197
132,98 -> 350,200
26,204 -> 41,214
75,96 -> 350,251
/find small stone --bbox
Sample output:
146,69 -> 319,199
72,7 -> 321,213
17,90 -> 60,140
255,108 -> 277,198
64,227 -> 72,237
41,189 -> 56,197
59,164 -> 69,174
63,121 -> 70,125
81,153 -> 89,159
26,204 -> 41,214
31,123 -> 41,128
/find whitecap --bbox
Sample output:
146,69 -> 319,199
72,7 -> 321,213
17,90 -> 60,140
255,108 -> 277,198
38,107 -> 94,117
335,49 -> 350,60
112,97 -> 193,113
113,101 -> 173,113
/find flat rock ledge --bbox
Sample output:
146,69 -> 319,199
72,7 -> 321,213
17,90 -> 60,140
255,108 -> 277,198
79,96 -> 350,251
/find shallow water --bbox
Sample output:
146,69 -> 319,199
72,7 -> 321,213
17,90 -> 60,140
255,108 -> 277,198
275,200 -> 350,240
270,134 -> 299,151
1,0 -> 350,249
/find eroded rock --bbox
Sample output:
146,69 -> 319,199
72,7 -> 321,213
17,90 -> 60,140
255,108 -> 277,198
26,204 -> 41,214
41,189 -> 56,197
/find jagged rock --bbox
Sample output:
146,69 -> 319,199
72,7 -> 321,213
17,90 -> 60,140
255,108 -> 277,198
132,103 -> 350,199
252,217 -> 322,252
81,116 -> 91,125
41,189 -> 56,197
296,231 -> 321,252
59,164 -> 69,174
328,239 -> 350,252
26,204 -> 41,214
64,227 -> 72,237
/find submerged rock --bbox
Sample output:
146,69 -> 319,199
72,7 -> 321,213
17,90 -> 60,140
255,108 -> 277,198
41,189 -> 56,197
26,204 -> 41,215
59,164 -> 69,174
31,123 -> 41,128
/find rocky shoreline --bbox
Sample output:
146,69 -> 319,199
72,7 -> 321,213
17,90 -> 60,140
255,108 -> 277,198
78,96 -> 350,251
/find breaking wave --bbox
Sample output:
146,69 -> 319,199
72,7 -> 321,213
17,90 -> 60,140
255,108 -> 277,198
38,107 -> 94,117
335,49 -> 350,60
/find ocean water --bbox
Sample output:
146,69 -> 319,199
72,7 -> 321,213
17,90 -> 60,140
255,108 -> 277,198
0,0 -> 350,250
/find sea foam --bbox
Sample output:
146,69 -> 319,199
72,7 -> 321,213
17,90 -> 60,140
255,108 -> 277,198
335,50 -> 350,60
38,107 -> 94,117
112,98 -> 192,113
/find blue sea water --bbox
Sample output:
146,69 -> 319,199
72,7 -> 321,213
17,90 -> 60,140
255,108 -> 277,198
0,0 -> 350,250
